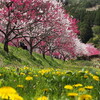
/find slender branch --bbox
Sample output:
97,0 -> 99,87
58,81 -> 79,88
0,29 -> 6,35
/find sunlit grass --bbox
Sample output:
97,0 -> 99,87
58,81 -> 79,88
0,67 -> 100,100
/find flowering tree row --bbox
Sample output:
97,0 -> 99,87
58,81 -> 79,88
0,0 -> 100,60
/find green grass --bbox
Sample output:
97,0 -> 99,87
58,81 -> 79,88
0,67 -> 100,100
0,43 -> 100,72
0,43 -> 100,100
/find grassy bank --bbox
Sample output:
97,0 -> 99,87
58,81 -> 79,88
0,43 -> 100,72
0,66 -> 100,100
0,43 -> 100,100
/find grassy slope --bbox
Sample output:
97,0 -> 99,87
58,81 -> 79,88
0,43 -> 100,72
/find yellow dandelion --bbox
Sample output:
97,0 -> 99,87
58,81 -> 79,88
37,96 -> 48,100
34,75 -> 38,77
0,74 -> 2,76
0,86 -> 17,94
78,88 -> 86,92
64,85 -> 73,90
28,72 -> 32,75
0,86 -> 23,100
56,71 -> 62,75
92,75 -> 99,81
84,86 -> 93,90
89,73 -> 93,76
38,69 -> 51,75
10,94 -> 23,100
23,66 -> 29,70
84,75 -> 88,78
73,84 -> 83,87
25,76 -> 33,81
85,70 -> 89,74
17,85 -> 24,88
20,73 -> 25,75
78,94 -> 92,100
67,93 -> 78,97
78,71 -> 83,73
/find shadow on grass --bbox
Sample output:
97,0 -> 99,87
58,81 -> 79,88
34,53 -> 63,68
0,47 -> 22,62
29,55 -> 43,66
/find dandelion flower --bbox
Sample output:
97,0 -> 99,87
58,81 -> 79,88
78,88 -> 86,92
17,85 -> 24,88
92,75 -> 99,81
78,94 -> 92,100
0,86 -> 23,100
20,73 -> 25,75
84,86 -> 93,90
25,76 -> 33,81
34,75 -> 38,77
38,69 -> 51,75
84,75 -> 88,78
23,66 -> 29,70
73,84 -> 83,87
10,94 -> 23,100
0,86 -> 17,94
0,74 -> 2,76
28,72 -> 32,75
89,73 -> 93,76
64,85 -> 73,90
85,70 -> 89,74
37,96 -> 48,100
67,92 -> 78,97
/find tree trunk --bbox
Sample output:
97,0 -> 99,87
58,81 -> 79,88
29,38 -> 33,55
42,52 -> 46,59
29,47 -> 33,55
4,40 -> 9,53
63,57 -> 66,62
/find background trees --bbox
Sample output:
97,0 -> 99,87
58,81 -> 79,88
79,21 -> 93,43
64,1 -> 100,49
0,0 -> 37,52
94,8 -> 100,25
0,0 -> 100,60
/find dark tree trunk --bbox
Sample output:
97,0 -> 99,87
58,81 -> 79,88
30,47 -> 33,55
29,38 -> 33,55
4,40 -> 9,53
42,52 -> 46,59
63,57 -> 66,62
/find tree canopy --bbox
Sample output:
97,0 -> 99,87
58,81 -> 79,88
0,0 -> 100,60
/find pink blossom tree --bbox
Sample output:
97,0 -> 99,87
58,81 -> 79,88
19,0 -> 66,55
33,1 -> 80,59
0,0 -> 43,53
0,0 -> 99,59
86,44 -> 100,56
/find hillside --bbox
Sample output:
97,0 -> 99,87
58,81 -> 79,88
0,1 -> 100,100
65,0 -> 100,5
64,0 -> 100,48
0,43 -> 100,100
86,5 -> 100,11
0,43 -> 100,72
